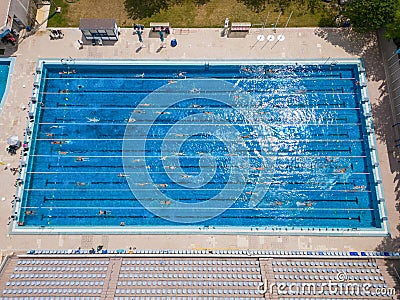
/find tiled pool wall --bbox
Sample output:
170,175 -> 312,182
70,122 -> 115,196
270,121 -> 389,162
10,58 -> 389,236
0,58 -> 15,114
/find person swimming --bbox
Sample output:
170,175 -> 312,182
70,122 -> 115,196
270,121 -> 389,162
253,167 -> 265,171
168,80 -> 177,84
51,140 -> 66,145
157,183 -> 168,188
118,173 -> 129,177
296,201 -> 313,207
75,157 -> 87,162
58,151 -> 68,155
99,210 -> 110,215
156,111 -> 170,115
87,117 -> 100,123
45,133 -> 53,137
76,182 -> 87,186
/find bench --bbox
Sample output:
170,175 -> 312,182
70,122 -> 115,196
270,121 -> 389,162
150,22 -> 170,32
230,22 -> 252,32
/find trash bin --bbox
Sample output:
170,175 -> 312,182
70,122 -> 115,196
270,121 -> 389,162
170,39 -> 177,47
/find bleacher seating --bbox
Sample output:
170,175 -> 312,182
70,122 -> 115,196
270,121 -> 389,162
0,251 -> 397,299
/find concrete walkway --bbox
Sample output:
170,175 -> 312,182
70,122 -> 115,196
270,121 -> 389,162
0,26 -> 398,255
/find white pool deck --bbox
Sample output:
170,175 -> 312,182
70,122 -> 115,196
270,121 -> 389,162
0,26 -> 398,255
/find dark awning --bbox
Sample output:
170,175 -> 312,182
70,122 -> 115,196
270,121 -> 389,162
79,18 -> 116,30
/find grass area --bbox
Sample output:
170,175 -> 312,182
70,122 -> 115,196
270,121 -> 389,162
48,0 -> 338,28
47,0 -> 71,27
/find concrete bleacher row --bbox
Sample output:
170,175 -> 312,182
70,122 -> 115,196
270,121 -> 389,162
25,249 -> 400,258
263,258 -> 394,299
0,252 -> 398,299
116,258 -> 263,297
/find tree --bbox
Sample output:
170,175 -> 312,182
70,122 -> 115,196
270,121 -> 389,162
385,7 -> 400,41
342,0 -> 397,32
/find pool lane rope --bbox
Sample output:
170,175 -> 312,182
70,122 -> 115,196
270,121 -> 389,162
122,78 -> 277,224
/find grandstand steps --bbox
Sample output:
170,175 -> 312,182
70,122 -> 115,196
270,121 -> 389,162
259,258 -> 279,299
375,258 -> 399,299
0,256 -> 16,288
100,257 -> 121,299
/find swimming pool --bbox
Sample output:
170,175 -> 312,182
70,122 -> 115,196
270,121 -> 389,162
12,59 -> 388,235
0,58 -> 15,114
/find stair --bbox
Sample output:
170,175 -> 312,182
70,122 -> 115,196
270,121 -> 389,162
100,257 -> 122,300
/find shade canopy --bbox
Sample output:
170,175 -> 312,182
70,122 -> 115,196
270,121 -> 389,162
7,135 -> 19,146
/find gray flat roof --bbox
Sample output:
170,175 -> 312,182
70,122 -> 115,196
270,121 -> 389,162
79,18 -> 116,30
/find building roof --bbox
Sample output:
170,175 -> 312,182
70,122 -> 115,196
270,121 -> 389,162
79,18 -> 116,30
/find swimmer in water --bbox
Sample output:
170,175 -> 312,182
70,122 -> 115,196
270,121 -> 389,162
189,88 -> 201,93
135,73 -> 145,78
75,157 -> 87,162
45,133 -> 53,137
128,118 -> 136,123
336,168 -> 346,173
245,191 -> 252,195
161,200 -> 171,205
241,135 -> 251,139
156,111 -> 170,115
353,185 -> 366,190
204,111 -> 213,115
138,103 -> 151,107
177,72 -> 187,78
181,174 -> 191,178
168,80 -> 177,84
51,141 -> 66,145
118,173 -> 129,177
87,117 -> 100,123
76,182 -> 87,186
137,183 -> 147,186
296,201 -> 313,207
58,151 -> 68,155
241,66 -> 251,72
157,183 -> 168,188
99,210 -> 109,215
174,152 -> 185,156
165,166 -> 176,170
134,110 -> 145,114
253,167 -> 265,171
190,104 -> 202,108
25,210 -> 35,215
273,201 -> 283,206
59,89 -> 69,93
175,134 -> 185,137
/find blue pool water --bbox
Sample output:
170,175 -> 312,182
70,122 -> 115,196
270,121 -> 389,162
0,59 -> 13,113
17,60 -> 385,232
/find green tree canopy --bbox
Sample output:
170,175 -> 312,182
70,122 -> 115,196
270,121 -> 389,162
342,0 -> 397,32
385,7 -> 400,41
